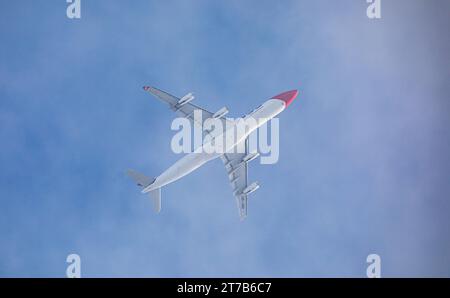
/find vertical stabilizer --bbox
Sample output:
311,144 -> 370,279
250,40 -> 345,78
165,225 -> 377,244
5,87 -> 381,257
149,188 -> 161,213
127,169 -> 161,213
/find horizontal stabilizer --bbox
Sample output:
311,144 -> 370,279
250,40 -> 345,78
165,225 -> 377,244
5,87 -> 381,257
127,169 -> 155,188
127,169 -> 161,213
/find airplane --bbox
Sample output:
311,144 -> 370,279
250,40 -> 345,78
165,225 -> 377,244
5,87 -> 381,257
127,86 -> 299,220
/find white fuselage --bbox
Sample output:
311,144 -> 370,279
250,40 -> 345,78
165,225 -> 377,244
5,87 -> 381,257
142,99 -> 286,193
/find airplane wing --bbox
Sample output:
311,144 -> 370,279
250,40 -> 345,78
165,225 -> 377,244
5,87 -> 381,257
221,138 -> 259,220
143,86 -> 229,138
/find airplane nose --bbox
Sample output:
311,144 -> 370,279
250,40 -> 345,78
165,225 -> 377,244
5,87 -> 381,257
271,90 -> 299,108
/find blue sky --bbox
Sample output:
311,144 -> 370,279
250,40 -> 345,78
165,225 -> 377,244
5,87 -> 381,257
1,0 -> 449,277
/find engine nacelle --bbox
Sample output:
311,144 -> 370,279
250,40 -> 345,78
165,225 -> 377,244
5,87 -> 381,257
178,93 -> 194,106
242,152 -> 260,163
243,182 -> 260,195
213,107 -> 229,118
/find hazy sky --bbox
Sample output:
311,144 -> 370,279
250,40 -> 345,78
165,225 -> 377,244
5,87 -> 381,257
1,0 -> 449,277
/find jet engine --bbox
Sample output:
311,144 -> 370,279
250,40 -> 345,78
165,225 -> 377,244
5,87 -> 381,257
213,107 -> 229,118
177,93 -> 195,106
242,152 -> 260,163
243,182 -> 260,195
